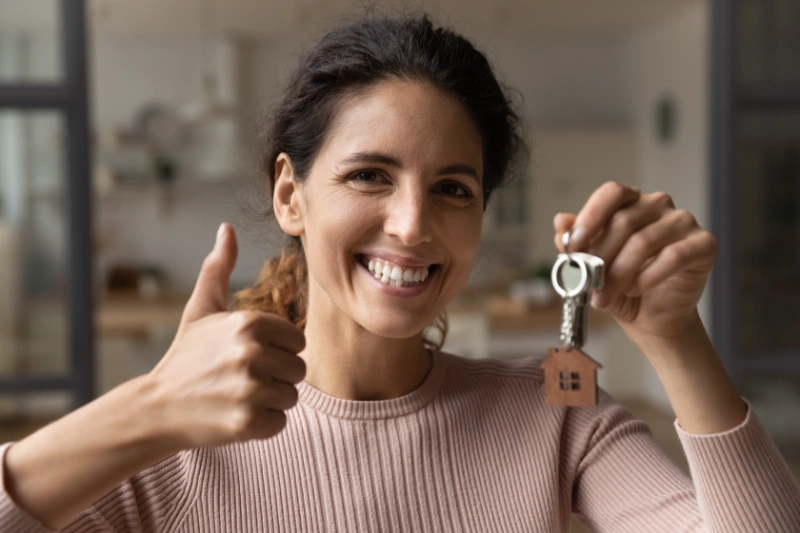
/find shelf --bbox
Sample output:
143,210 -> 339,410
98,175 -> 255,199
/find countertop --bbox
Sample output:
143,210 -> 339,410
97,290 -> 615,338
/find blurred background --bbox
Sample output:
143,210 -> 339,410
0,0 -> 798,528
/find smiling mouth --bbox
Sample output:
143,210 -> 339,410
356,254 -> 439,288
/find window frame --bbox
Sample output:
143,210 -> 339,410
0,0 -> 94,409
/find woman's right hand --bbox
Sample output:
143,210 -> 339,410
146,223 -> 307,450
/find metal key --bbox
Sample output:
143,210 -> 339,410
543,231 -> 606,407
551,251 -> 604,348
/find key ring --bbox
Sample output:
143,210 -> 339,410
551,253 -> 589,299
562,230 -> 572,261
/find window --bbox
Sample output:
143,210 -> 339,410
0,0 -> 94,410
492,174 -> 529,228
712,0 -> 800,382
559,371 -> 581,391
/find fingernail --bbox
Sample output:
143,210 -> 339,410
570,227 -> 586,249
216,223 -> 226,246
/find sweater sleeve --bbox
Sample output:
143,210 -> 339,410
1,441 -> 199,533
569,391 -> 800,533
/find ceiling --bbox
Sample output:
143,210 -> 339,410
1,0 -> 700,40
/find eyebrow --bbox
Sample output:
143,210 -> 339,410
340,151 -> 481,184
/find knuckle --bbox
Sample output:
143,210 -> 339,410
664,244 -> 687,266
230,310 -> 264,334
228,407 -> 255,439
674,209 -> 697,227
235,379 -> 260,403
602,180 -> 626,199
652,191 -> 675,209
229,342 -> 260,371
628,232 -> 653,256
612,211 -> 637,234
698,231 -> 718,256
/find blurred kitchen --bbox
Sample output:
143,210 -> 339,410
1,0 -> 799,529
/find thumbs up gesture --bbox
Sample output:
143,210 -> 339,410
146,223 -> 307,449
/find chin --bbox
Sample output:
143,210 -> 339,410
356,312 -> 432,341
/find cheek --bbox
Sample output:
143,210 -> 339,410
444,210 -> 483,271
304,194 -> 378,265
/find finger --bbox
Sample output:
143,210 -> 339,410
570,182 -> 641,250
182,223 -> 239,324
251,347 -> 307,385
245,409 -> 288,441
257,380 -> 300,411
587,195 -> 669,267
249,313 -> 307,354
594,209 -> 697,306
553,212 -> 576,252
624,230 -> 718,297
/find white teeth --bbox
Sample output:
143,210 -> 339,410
362,255 -> 432,288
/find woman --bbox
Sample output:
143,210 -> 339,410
2,14 -> 799,533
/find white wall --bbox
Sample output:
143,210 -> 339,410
480,37 -> 632,126
7,10 -> 712,415
93,21 -> 710,414
620,1 -> 709,414
91,33 -> 632,291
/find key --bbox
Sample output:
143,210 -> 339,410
553,251 -> 604,348
542,234 -> 605,407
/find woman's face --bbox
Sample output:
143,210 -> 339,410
285,80 -> 484,339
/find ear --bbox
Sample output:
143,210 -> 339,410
273,153 -> 306,237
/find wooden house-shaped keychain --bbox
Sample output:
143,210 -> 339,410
544,231 -> 606,408
541,347 -> 602,407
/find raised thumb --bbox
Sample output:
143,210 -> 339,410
181,222 -> 238,325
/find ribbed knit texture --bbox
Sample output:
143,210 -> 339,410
2,350 -> 800,532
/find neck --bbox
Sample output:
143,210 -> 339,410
299,286 -> 433,402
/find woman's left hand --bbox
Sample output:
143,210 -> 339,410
553,181 -> 718,344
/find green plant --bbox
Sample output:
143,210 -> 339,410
523,262 -> 553,281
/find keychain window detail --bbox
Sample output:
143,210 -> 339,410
559,372 -> 581,391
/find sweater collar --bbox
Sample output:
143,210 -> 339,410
296,348 -> 447,420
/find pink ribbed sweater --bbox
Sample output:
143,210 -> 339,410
2,350 -> 800,532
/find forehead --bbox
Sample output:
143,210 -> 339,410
317,80 -> 483,171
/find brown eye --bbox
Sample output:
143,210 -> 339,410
435,181 -> 472,198
350,170 -> 384,183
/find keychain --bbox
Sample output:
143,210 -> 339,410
542,231 -> 605,407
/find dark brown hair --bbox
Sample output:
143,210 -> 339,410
233,14 -> 526,346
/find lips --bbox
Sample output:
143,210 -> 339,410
356,254 -> 438,288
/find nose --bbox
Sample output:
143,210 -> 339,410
383,183 -> 433,247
